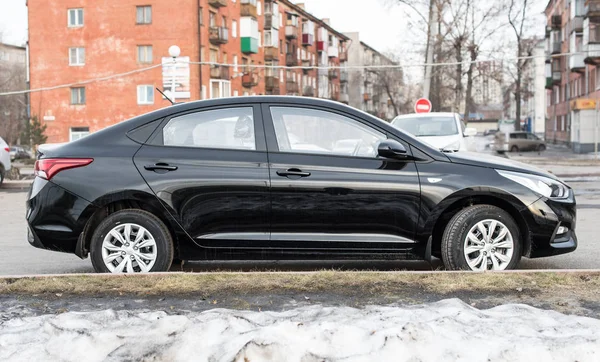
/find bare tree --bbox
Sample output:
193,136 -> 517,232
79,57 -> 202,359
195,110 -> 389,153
507,0 -> 534,131
0,60 -> 27,145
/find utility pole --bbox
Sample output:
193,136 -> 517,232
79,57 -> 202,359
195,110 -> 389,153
423,0 -> 438,100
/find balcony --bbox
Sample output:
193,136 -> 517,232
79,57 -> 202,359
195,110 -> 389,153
302,86 -> 314,97
339,93 -> 349,104
372,94 -> 380,104
572,16 -> 584,33
551,14 -> 562,29
551,40 -> 561,54
329,92 -> 339,101
317,41 -> 326,52
570,53 -> 585,72
241,0 -> 258,18
585,0 -> 600,17
584,27 -> 600,64
340,71 -> 348,83
208,0 -> 227,8
328,69 -> 338,79
265,76 -> 279,91
286,53 -> 297,66
264,14 -> 279,29
242,72 -> 259,88
210,65 -> 230,80
266,87 -> 281,95
241,36 -> 258,54
265,46 -> 279,61
285,25 -> 298,39
209,27 -> 229,45
328,46 -> 339,58
286,80 -> 299,94
545,76 -> 553,89
551,70 -> 561,85
339,51 -> 348,62
302,33 -> 314,46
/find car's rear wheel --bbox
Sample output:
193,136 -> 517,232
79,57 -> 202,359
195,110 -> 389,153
538,144 -> 546,152
90,209 -> 174,273
510,145 -> 519,152
441,205 -> 521,271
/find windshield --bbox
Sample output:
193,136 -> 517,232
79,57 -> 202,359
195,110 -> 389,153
392,116 -> 459,137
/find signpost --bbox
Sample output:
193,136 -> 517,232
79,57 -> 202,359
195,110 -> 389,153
414,98 -> 432,114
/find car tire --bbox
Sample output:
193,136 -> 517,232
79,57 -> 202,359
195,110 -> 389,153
90,209 -> 174,273
441,205 -> 522,271
538,144 -> 546,152
0,166 -> 4,186
510,145 -> 519,153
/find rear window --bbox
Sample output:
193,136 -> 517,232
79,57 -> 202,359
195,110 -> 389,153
392,116 -> 458,137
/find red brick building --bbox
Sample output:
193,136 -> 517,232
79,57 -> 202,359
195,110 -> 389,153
27,0 -> 350,143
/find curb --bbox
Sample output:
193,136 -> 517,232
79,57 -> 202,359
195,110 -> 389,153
1,181 -> 32,190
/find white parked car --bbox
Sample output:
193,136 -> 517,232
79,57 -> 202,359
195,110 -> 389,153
391,112 -> 477,152
0,136 -> 12,185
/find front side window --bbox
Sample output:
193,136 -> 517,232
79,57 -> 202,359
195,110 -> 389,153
270,107 -> 385,157
136,6 -> 152,24
392,116 -> 458,137
163,107 -> 255,150
69,47 -> 85,65
70,87 -> 86,105
68,8 -> 84,27
137,85 -> 154,105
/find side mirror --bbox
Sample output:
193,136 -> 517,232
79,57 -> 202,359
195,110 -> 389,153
378,139 -> 408,159
464,127 -> 478,137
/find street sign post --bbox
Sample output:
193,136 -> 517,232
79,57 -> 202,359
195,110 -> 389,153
414,98 -> 432,114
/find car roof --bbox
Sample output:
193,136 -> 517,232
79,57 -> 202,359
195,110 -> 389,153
392,112 -> 458,120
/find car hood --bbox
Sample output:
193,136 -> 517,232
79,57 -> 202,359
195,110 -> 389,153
446,151 -> 559,180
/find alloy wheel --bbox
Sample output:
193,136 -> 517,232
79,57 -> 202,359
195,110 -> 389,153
463,219 -> 514,271
101,223 -> 157,273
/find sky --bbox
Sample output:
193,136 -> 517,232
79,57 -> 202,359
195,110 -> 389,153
0,0 -> 27,46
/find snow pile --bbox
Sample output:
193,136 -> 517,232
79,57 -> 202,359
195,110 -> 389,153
1,298 -> 600,361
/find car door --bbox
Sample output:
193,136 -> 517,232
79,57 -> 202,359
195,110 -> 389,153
133,104 -> 271,248
526,133 -> 538,151
261,104 -> 421,251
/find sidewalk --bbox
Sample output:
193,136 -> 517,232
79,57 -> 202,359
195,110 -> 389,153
0,180 -> 32,190
505,144 -> 600,178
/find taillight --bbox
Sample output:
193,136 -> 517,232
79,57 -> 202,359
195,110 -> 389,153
34,158 -> 93,180
3,147 -> 8,152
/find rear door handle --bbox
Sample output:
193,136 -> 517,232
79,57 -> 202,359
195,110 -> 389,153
144,163 -> 178,172
276,168 -> 311,178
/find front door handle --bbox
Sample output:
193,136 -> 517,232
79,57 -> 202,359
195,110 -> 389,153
144,163 -> 178,172
276,168 -> 311,178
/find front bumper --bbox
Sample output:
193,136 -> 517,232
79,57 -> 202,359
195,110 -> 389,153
26,177 -> 98,255
521,196 -> 577,258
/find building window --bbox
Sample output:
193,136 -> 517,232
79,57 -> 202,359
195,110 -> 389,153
70,127 -> 90,142
137,45 -> 153,63
209,12 -> 216,27
222,16 -> 227,27
68,8 -> 84,27
137,85 -> 154,104
136,6 -> 152,24
258,31 -> 262,47
209,80 -> 231,99
199,7 -> 204,26
232,20 -> 237,38
233,55 -> 238,72
257,1 -> 262,15
69,47 -> 85,66
70,87 -> 86,105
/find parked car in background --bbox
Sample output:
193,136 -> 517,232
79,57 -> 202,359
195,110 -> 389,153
494,131 -> 546,153
0,136 -> 12,185
10,146 -> 31,161
483,129 -> 499,137
391,112 -> 477,152
26,97 -> 576,273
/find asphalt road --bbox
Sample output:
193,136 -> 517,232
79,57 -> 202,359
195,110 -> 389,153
1,177 -> 599,275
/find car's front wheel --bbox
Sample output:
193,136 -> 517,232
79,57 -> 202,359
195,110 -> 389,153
90,209 -> 174,273
441,205 -> 521,271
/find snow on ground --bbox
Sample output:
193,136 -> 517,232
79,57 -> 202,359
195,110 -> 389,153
1,298 -> 600,362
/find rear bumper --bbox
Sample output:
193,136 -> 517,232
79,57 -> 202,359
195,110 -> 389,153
521,196 -> 577,258
26,177 -> 98,255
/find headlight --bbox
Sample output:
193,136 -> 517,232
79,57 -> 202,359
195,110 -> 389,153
497,170 -> 569,199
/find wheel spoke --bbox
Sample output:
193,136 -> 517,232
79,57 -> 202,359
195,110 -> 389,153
491,254 -> 501,270
487,221 -> 497,242
468,253 -> 483,270
476,223 -> 488,241
465,245 -> 483,254
103,243 -> 122,252
109,230 -> 126,245
134,250 -> 155,261
103,253 -> 121,264
133,227 -> 147,245
136,239 -> 156,249
134,255 -> 149,272
123,224 -> 132,243
478,255 -> 488,271
494,252 -> 510,263
126,258 -> 134,273
493,226 -> 508,244
113,258 -> 127,273
467,233 -> 484,246
494,241 -> 513,249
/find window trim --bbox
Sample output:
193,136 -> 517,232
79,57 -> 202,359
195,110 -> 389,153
261,104 -> 397,159
68,8 -> 84,28
149,104 -> 267,152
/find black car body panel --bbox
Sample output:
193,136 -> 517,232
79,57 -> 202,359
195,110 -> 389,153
25,96 -> 577,264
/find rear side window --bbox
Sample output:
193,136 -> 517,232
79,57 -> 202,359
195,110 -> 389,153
162,107 -> 256,150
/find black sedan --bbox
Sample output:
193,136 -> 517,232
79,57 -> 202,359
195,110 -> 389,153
26,96 -> 577,272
